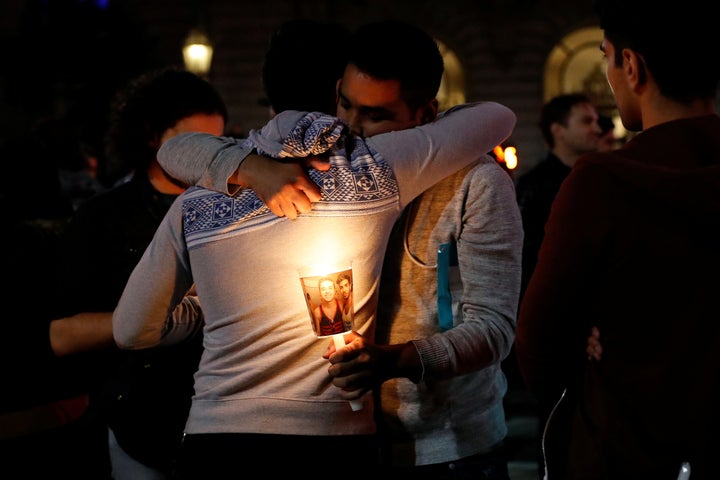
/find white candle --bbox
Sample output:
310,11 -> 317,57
332,334 -> 363,411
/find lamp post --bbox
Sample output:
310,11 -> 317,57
182,28 -> 213,77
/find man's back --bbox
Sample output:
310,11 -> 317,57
516,0 -> 720,474
518,112 -> 720,479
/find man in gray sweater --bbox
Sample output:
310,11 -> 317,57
327,21 -> 522,478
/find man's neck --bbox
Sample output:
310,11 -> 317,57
641,94 -> 717,131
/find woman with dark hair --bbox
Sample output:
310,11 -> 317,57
55,66 -> 227,480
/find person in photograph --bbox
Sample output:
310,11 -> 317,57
336,272 -> 354,331
313,277 -> 346,336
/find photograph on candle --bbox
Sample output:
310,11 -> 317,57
299,267 -> 354,337
299,265 -> 363,411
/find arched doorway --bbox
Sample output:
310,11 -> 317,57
543,26 -> 626,142
436,40 -> 466,111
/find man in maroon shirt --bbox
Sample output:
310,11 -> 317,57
515,0 -> 720,478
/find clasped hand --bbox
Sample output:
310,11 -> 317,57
238,154 -> 330,219
323,332 -> 387,401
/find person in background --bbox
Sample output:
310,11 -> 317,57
54,66 -> 227,480
112,20 -> 515,478
514,93 -> 601,299
515,0 -> 720,477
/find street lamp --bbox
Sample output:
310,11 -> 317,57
183,28 -> 213,77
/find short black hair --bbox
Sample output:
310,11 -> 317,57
262,19 -> 350,114
539,93 -> 592,149
595,0 -> 720,102
346,20 -> 444,111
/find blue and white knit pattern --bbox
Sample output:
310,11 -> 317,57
275,112 -> 348,158
182,114 -> 399,249
246,112 -> 348,159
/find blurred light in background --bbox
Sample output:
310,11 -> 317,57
493,145 -> 517,171
183,28 -> 213,77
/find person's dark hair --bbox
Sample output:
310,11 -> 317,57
262,19 -> 351,115
336,272 -> 352,287
539,93 -> 592,149
105,67 -> 228,182
594,0 -> 720,102
346,19 -> 444,111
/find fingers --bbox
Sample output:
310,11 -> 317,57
306,157 -> 332,172
296,179 -> 322,203
330,369 -> 372,394
247,158 -> 323,218
264,183 -> 316,219
264,199 -> 287,219
586,326 -> 603,361
326,340 -> 377,397
327,343 -> 369,383
321,339 -> 336,360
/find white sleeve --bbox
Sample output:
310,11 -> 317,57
113,199 -> 195,349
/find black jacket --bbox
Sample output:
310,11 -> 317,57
58,173 -> 203,473
515,153 -> 570,298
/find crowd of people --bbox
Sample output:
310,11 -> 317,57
2,0 -> 719,478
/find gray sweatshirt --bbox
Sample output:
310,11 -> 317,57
376,158 -> 522,465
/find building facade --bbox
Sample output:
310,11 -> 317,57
1,0 -> 614,176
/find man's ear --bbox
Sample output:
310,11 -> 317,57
624,48 -> 647,91
550,121 -> 563,141
419,98 -> 439,124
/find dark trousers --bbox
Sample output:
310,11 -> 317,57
382,444 -> 511,480
172,433 -> 379,479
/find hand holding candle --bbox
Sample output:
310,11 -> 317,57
331,333 -> 363,411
